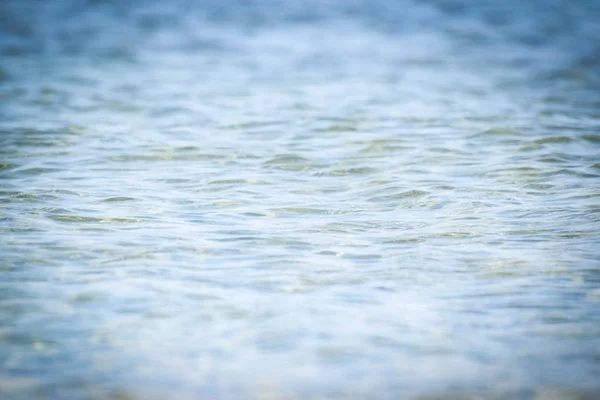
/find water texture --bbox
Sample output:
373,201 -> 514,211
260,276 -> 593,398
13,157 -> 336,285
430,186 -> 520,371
1,0 -> 600,399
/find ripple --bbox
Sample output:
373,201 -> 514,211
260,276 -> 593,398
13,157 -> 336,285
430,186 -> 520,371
47,215 -> 140,223
0,163 -> 19,170
110,154 -> 226,161
582,134 -> 600,143
316,167 -> 380,176
1,1 -> 600,398
534,136 -> 575,144
264,154 -> 312,165
101,197 -> 137,202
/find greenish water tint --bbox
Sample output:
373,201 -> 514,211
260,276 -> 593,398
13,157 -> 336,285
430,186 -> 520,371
1,0 -> 600,399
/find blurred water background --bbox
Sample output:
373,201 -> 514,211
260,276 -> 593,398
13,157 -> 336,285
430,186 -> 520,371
1,0 -> 600,399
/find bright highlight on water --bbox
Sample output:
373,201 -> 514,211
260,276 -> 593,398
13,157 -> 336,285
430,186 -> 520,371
1,0 -> 599,399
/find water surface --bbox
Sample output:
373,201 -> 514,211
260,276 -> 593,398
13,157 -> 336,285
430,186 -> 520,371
1,1 -> 600,399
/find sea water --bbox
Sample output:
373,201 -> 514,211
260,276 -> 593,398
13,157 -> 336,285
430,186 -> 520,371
1,0 -> 599,399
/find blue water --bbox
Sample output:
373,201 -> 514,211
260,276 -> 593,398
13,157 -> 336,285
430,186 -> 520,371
1,1 -> 600,399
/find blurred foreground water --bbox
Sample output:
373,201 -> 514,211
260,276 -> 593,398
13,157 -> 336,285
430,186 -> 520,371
1,0 -> 600,399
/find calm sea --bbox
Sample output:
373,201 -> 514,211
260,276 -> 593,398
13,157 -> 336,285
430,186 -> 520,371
1,0 -> 599,399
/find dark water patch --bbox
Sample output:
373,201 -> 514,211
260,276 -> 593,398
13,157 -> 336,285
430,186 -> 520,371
264,154 -> 312,165
582,134 -> 600,143
101,197 -> 137,202
358,143 -> 412,155
150,146 -> 204,153
319,167 -> 380,176
542,169 -> 599,178
471,127 -> 522,137
47,215 -> 141,224
368,190 -> 430,203
316,124 -> 358,132
221,120 -> 284,130
534,136 -> 575,145
0,163 -> 19,171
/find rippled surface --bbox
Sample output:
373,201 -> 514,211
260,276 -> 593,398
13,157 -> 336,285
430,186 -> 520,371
1,0 -> 600,399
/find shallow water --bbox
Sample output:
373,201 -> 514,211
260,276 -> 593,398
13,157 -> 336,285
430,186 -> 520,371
1,0 -> 600,399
